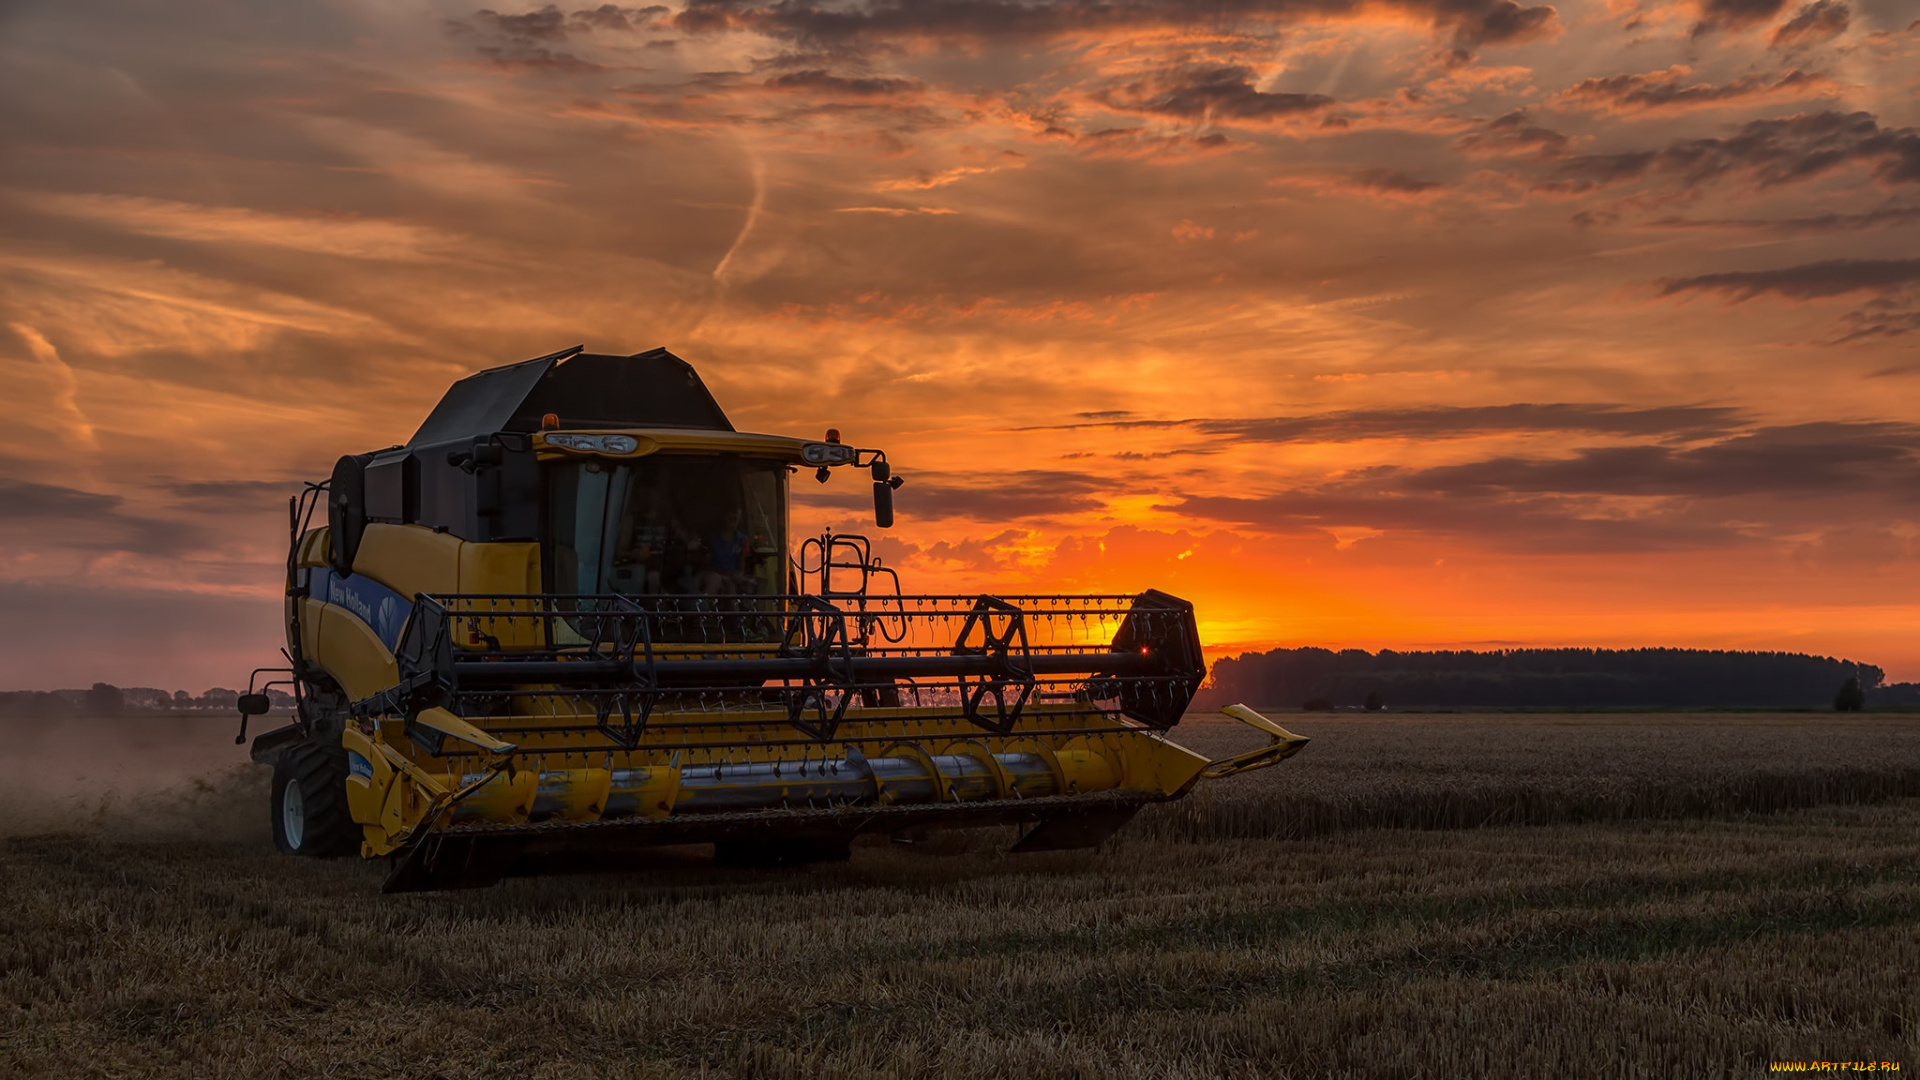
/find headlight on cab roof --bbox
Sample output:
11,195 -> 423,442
546,433 -> 640,454
802,442 -> 858,466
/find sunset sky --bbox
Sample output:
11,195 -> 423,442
2,0 -> 1918,691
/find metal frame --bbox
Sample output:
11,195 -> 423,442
348,590 -> 1205,755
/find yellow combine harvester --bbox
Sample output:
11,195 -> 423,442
235,346 -> 1306,891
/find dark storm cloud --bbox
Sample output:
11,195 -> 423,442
473,44 -> 606,71
1560,68 -> 1828,112
1101,65 -> 1334,123
1204,404 -> 1740,441
1163,422 -> 1920,550
1835,310 -> 1920,341
1462,0 -> 1558,49
1109,447 -> 1219,459
1455,110 -> 1571,157
0,479 -> 122,521
670,0 -> 1558,58
1658,258 -> 1920,344
1646,205 -> 1920,233
765,70 -> 924,96
1693,0 -> 1790,33
1165,490 -> 1738,551
0,480 -> 201,556
165,479 -> 309,511
912,531 -> 1022,571
466,4 -> 666,41
1542,110 -> 1920,193
1770,0 -> 1849,47
1023,403 -> 1741,441
671,0 -> 1097,40
1657,258 -> 1920,300
575,4 -> 670,30
794,470 -> 1109,520
1545,150 -> 1655,189
1401,423 -> 1920,497
471,5 -> 573,40
1341,168 -> 1444,195
454,4 -> 665,68
899,471 -> 1110,521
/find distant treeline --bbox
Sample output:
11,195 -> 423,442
0,684 -> 296,717
1196,648 -> 1920,711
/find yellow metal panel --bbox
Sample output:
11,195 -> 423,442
410,707 -> 517,754
312,603 -> 400,701
296,527 -> 330,570
351,742 -> 454,856
458,541 -> 541,593
1052,736 -> 1121,794
1114,734 -> 1212,797
532,768 -> 612,822
341,727 -> 393,833
1199,705 -> 1311,782
608,761 -> 679,819
456,542 -> 544,647
454,770 -> 537,824
352,523 -> 461,599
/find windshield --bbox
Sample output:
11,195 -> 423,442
549,455 -> 788,600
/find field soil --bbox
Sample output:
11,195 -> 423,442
3,712 -> 1917,1078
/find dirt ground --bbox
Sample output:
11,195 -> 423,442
2,711 -> 1916,1078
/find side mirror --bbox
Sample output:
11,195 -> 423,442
872,461 -> 900,529
237,693 -> 271,717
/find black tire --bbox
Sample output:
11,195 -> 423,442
271,741 -> 359,857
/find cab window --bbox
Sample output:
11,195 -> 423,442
548,455 -> 787,599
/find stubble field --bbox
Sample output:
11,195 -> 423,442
2,711 -> 1917,1079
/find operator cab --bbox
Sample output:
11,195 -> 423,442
327,347 -> 896,620
548,453 -> 787,599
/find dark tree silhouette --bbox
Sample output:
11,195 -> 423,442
1834,676 -> 1866,712
1364,691 -> 1385,711
83,682 -> 124,716
1198,647 -> 1889,710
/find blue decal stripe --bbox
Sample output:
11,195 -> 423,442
313,568 -> 413,651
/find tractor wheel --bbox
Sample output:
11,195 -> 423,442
271,741 -> 359,857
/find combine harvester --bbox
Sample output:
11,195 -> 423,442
235,347 -> 1307,891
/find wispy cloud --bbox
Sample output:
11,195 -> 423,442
6,324 -> 96,450
1657,258 -> 1920,299
1557,66 -> 1836,113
